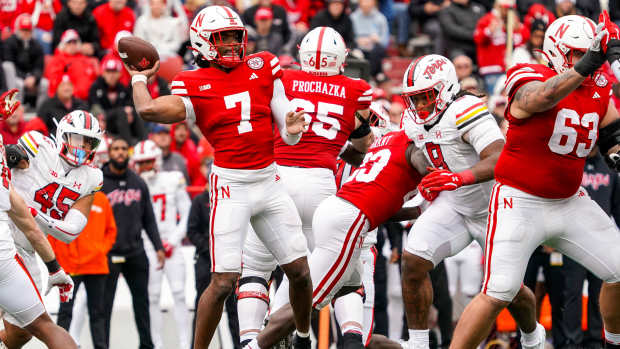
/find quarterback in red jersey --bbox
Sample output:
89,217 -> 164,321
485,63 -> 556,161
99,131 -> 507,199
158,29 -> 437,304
247,129 -> 428,349
450,14 -> 620,349
237,26 -> 374,347
125,6 -> 313,349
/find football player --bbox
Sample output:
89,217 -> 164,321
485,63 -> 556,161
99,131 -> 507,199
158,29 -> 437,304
131,139 -> 192,349
2,110 -> 103,348
236,26 -> 374,347
247,125 -> 427,349
449,14 -> 620,348
400,54 -> 544,349
125,5 -> 312,348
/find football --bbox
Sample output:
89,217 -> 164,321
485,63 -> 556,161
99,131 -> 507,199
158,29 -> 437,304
117,36 -> 159,71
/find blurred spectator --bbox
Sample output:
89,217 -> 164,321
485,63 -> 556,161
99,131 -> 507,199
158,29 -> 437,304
101,30 -> 132,86
392,0 -> 411,56
24,115 -> 49,135
102,137 -> 164,349
560,148 -> 620,349
522,3 -> 555,30
0,104 -> 26,144
187,191 -> 240,348
19,0 -> 62,54
106,106 -> 147,145
510,18 -> 546,67
3,14 -> 46,109
555,0 -> 576,17
438,0 -> 486,62
134,0 -> 186,60
53,0 -> 102,58
473,0 -> 528,94
611,0 -> 620,28
150,124 -> 190,183
516,0 -> 554,18
253,7 -> 284,55
488,74 -> 507,120
44,29 -> 100,100
409,0 -> 450,55
93,0 -> 136,51
52,191 -> 117,349
146,74 -> 171,100
0,0 -> 20,38
37,75 -> 89,134
351,0 -> 389,78
242,0 -> 291,46
460,75 -> 483,94
388,101 -> 404,127
452,53 -> 484,89
272,0 -> 311,33
170,122 -> 204,186
309,0 -> 354,48
553,0 -> 600,20
89,56 -> 130,110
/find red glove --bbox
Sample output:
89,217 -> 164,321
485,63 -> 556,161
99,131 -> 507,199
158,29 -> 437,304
599,10 -> 620,52
162,240 -> 174,258
0,89 -> 19,121
418,183 -> 439,202
419,167 -> 475,196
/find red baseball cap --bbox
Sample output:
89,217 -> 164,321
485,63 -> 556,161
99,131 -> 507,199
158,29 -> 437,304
14,14 -> 33,31
102,57 -> 123,72
255,7 -> 273,21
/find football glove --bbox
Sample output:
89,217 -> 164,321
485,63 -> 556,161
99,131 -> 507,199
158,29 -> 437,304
0,89 -> 19,121
46,268 -> 74,303
419,167 -> 475,195
162,240 -> 174,258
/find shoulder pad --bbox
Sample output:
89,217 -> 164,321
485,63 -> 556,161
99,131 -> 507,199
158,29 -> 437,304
448,95 -> 491,131
18,131 -> 53,159
247,51 -> 282,79
88,168 -> 104,194
505,63 -> 551,98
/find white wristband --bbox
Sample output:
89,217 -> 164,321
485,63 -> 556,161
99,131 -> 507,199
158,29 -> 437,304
131,74 -> 148,86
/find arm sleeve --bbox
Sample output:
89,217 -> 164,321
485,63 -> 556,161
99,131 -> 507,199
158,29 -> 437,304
33,208 -> 88,243
169,175 -> 191,246
462,116 -> 505,155
271,78 -> 301,145
186,194 -> 209,252
141,181 -> 164,251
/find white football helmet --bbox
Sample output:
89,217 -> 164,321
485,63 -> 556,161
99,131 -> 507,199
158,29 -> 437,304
542,15 -> 596,74
368,101 -> 394,138
299,27 -> 347,76
56,110 -> 103,167
189,5 -> 247,68
132,139 -> 162,179
93,136 -> 111,168
401,54 -> 459,125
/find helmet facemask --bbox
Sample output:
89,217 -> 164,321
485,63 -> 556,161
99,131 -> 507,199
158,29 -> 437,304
60,132 -> 100,167
402,83 -> 443,125
196,28 -> 247,68
135,158 -> 157,179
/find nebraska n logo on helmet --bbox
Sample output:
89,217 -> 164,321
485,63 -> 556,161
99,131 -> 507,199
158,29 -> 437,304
189,5 -> 247,68
401,54 -> 459,125
56,110 -> 104,167
299,27 -> 348,76
542,15 -> 596,75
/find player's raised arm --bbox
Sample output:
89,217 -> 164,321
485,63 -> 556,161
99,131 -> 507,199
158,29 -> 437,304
127,61 -> 187,124
271,78 -> 308,145
511,21 -> 609,119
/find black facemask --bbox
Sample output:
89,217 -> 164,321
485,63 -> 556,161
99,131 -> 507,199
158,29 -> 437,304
110,157 -> 129,170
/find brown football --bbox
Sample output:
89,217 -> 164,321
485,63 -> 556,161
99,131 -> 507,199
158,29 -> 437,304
117,36 -> 159,71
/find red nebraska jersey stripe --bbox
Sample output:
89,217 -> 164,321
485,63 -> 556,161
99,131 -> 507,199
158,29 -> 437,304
337,131 -> 422,230
274,70 -> 372,171
496,63 -> 611,198
172,52 -> 282,170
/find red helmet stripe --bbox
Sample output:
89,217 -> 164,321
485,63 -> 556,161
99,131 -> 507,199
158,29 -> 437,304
221,5 -> 234,17
407,56 -> 425,88
84,112 -> 91,130
140,141 -> 145,154
315,27 -> 327,69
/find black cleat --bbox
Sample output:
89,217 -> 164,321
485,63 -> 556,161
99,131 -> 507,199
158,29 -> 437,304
292,334 -> 311,349
342,332 -> 364,349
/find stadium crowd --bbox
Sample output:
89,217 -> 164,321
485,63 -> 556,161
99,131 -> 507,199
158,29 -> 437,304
1,0 -> 619,348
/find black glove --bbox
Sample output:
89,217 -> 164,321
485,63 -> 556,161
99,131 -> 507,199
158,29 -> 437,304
5,144 -> 28,169
574,48 -> 606,77
607,39 -> 620,63
605,151 -> 620,172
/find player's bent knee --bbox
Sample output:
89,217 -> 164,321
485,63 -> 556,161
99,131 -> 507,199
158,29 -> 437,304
402,252 -> 433,280
282,257 -> 311,283
209,273 -> 237,299
483,275 -> 521,303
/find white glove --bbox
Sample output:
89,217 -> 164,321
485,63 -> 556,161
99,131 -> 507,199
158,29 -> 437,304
46,268 -> 74,302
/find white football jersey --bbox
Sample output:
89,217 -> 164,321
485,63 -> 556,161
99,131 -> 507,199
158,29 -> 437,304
143,170 -> 191,244
0,134 -> 16,260
11,131 -> 103,252
407,94 -> 504,216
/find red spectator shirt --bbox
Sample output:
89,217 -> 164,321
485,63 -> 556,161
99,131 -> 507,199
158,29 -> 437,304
18,0 -> 62,31
337,130 -> 421,230
473,10 -> 529,75
0,0 -> 19,31
274,69 -> 372,172
171,51 -> 283,170
93,3 -> 135,50
496,63 -> 612,199
44,51 -> 99,100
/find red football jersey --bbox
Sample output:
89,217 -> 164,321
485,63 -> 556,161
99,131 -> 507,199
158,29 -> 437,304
171,51 -> 282,170
337,131 -> 422,230
274,70 -> 372,172
496,64 -> 612,199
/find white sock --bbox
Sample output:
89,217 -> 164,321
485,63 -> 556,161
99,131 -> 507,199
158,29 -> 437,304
408,329 -> 429,349
520,323 -> 541,346
605,329 -> 620,345
296,330 -> 310,338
